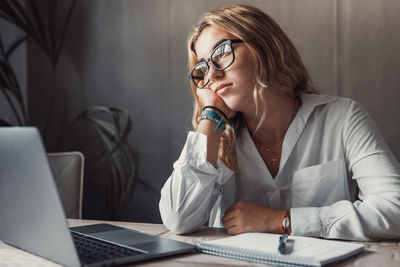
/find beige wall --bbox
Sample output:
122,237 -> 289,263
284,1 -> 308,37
24,0 -> 400,222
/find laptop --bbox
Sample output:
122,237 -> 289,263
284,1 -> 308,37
0,127 -> 195,267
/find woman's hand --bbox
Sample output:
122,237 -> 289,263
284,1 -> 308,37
196,88 -> 236,119
222,201 -> 287,235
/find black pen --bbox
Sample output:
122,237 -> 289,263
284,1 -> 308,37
278,234 -> 288,254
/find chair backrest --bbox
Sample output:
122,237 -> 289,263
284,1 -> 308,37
47,152 -> 84,219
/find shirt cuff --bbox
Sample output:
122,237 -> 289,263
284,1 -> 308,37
291,207 -> 321,237
179,131 -> 211,169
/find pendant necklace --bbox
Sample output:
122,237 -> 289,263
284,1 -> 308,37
256,98 -> 300,168
264,141 -> 283,168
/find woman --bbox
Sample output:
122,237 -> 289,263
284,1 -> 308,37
159,4 -> 400,240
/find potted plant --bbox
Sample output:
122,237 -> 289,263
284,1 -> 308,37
0,0 -> 138,220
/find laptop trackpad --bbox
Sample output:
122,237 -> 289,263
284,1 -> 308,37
92,229 -> 157,247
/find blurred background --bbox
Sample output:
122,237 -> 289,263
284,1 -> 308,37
1,0 -> 399,223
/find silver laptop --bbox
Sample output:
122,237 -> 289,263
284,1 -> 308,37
0,127 -> 194,267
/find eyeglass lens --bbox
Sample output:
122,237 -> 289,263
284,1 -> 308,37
191,42 -> 234,88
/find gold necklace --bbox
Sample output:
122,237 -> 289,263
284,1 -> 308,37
264,142 -> 283,167
256,98 -> 299,168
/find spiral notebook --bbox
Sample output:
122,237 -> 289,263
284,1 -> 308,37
196,233 -> 364,266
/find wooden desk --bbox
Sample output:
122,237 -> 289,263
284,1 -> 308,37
1,219 -> 399,266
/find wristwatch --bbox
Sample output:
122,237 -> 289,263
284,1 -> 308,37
281,209 -> 291,234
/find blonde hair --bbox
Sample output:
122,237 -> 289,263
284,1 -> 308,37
188,4 -> 317,171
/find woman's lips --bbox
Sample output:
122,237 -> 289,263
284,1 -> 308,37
215,83 -> 232,95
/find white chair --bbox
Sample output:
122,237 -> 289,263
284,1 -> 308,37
47,152 -> 84,219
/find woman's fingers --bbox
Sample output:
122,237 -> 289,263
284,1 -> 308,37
222,201 -> 285,234
196,88 -> 236,119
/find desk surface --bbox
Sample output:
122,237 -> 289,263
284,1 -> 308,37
1,219 -> 399,266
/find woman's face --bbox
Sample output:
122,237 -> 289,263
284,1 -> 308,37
194,26 -> 257,114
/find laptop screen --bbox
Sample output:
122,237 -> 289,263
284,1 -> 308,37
0,127 -> 80,266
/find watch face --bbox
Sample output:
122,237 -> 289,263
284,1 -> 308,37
281,210 -> 291,234
283,217 -> 290,228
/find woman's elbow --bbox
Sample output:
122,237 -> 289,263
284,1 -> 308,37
159,206 -> 204,234
161,213 -> 202,234
166,220 -> 199,235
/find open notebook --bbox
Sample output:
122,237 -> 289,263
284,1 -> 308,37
196,233 -> 364,267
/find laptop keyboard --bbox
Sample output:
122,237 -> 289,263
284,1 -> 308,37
71,231 -> 145,264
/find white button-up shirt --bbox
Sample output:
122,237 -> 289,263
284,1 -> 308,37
159,94 -> 400,240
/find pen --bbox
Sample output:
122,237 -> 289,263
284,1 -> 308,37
278,234 -> 288,254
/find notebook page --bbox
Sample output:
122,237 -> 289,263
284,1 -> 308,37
202,233 -> 363,264
289,235 -> 364,263
204,232 -> 281,252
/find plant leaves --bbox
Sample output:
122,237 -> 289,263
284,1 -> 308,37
0,87 -> 23,125
0,0 -> 43,48
0,35 -> 27,125
58,105 -> 139,220
0,118 -> 12,126
5,35 -> 27,58
29,0 -> 51,59
56,0 -> 77,62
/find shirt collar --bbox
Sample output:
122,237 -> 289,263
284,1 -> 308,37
300,93 -> 338,111
238,93 -> 338,179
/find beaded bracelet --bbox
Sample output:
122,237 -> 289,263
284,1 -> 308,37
197,110 -> 227,132
202,105 -> 229,122
202,105 -> 235,132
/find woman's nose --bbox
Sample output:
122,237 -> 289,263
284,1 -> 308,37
207,64 -> 224,82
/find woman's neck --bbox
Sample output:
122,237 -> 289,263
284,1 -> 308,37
243,90 -> 300,145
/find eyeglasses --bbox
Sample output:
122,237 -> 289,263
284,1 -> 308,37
190,39 -> 243,89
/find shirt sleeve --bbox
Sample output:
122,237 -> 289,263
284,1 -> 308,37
159,131 -> 234,234
291,100 -> 400,240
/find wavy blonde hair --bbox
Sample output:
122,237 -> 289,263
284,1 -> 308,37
188,4 -> 317,171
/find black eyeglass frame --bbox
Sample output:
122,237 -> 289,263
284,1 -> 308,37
190,39 -> 244,89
